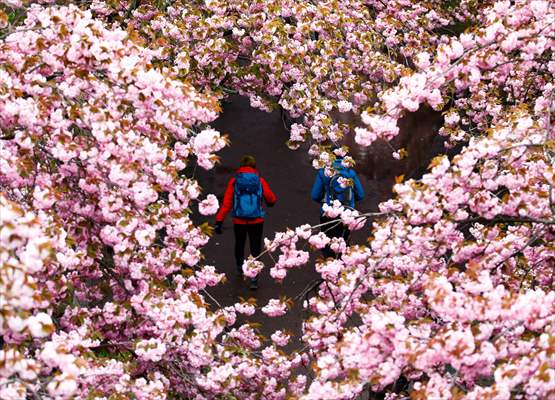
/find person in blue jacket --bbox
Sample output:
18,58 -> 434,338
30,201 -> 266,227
311,149 -> 365,258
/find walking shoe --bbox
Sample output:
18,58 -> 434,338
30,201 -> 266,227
249,279 -> 258,290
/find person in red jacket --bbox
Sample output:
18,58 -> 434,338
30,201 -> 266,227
215,155 -> 276,289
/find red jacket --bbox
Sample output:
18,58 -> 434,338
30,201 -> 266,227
216,166 -> 277,224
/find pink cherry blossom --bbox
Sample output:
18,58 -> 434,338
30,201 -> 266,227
198,194 -> 219,215
262,299 -> 289,317
1,1 -> 554,398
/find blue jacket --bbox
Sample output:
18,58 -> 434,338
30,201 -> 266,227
311,159 -> 365,212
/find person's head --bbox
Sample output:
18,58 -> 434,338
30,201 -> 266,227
240,155 -> 256,168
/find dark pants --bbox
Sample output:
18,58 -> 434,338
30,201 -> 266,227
320,216 -> 350,258
234,222 -> 264,272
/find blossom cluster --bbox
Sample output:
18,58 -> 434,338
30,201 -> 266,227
0,4 -> 288,399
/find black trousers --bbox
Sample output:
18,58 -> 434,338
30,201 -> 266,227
320,216 -> 350,258
234,222 -> 264,269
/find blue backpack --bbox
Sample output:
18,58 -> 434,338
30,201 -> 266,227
232,172 -> 264,218
327,169 -> 353,207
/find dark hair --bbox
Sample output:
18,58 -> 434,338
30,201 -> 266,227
240,155 -> 256,167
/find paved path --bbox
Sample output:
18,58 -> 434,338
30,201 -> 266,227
194,95 -> 442,350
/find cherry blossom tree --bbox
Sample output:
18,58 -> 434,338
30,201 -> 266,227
0,3 -> 295,398
1,0 -> 554,399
